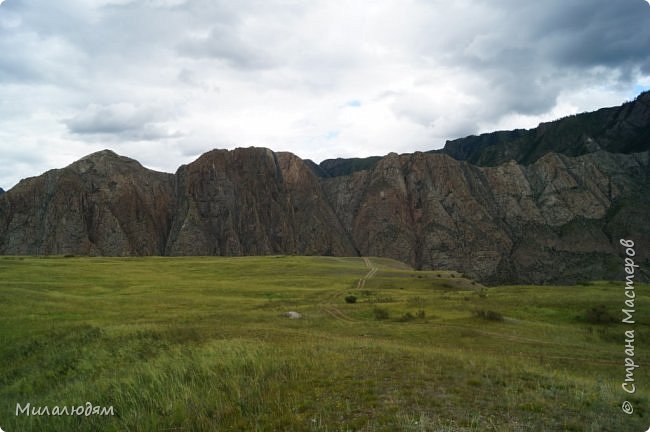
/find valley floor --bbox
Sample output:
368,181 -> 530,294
0,256 -> 648,431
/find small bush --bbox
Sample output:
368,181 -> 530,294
584,305 -> 615,324
345,295 -> 357,304
373,307 -> 389,320
416,310 -> 426,319
473,309 -> 503,321
399,312 -> 415,322
406,296 -> 426,307
477,288 -> 488,298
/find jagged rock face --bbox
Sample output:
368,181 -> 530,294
0,150 -> 175,255
0,188 -> 4,196
0,145 -> 648,284
165,147 -> 355,256
323,150 -> 650,283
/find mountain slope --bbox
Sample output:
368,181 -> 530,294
439,91 -> 650,166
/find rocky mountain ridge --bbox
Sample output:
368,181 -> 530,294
438,91 -> 650,166
1,95 -> 648,284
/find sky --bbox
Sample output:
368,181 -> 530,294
1,0 -> 650,190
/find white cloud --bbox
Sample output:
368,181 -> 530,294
0,0 -> 649,189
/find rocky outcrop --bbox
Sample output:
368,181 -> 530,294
0,150 -> 175,255
165,148 -> 355,256
322,150 -> 649,284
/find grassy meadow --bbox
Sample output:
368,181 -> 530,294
0,255 -> 648,431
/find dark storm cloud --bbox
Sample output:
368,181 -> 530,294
417,0 -> 650,117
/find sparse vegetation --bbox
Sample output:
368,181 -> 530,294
473,309 -> 504,321
406,296 -> 426,307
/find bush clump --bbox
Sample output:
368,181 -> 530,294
345,295 -> 357,304
584,305 -> 615,324
473,309 -> 504,321
373,307 -> 390,320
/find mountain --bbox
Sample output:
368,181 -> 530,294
322,150 -> 649,284
0,150 -> 175,255
0,95 -> 648,284
438,91 -> 650,167
318,156 -> 382,177
165,148 -> 355,256
0,187 -> 4,196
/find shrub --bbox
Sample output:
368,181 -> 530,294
477,288 -> 488,298
399,312 -> 415,322
473,309 -> 503,321
584,305 -> 615,324
406,296 -> 426,307
373,307 -> 389,320
345,295 -> 357,304
416,310 -> 426,319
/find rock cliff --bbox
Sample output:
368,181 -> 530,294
322,150 -> 649,283
1,96 -> 648,284
0,150 -> 175,255
165,148 -> 355,256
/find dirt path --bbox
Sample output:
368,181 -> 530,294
358,257 -> 377,288
319,257 -> 379,323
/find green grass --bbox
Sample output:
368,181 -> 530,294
0,256 -> 648,431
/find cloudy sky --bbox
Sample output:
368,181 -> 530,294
1,0 -> 650,189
